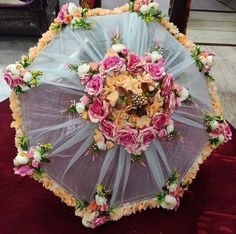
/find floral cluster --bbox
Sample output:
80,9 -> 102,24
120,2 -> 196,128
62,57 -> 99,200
204,114 -> 232,147
75,184 -> 113,229
157,172 -> 185,210
192,47 -> 216,81
13,136 -> 52,177
69,42 -> 192,155
51,3 -> 93,31
130,0 -> 163,22
3,56 -> 42,94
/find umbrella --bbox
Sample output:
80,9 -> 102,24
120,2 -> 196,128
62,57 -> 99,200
4,1 -> 231,229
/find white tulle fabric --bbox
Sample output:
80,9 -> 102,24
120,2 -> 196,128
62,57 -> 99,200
20,12 -> 212,205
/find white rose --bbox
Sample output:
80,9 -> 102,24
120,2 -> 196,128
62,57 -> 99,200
96,141 -> 107,150
179,87 -> 189,101
7,64 -> 21,76
160,195 -> 177,210
77,64 -> 90,77
112,43 -> 126,53
218,134 -> 225,143
23,71 -> 33,82
140,5 -> 149,14
82,218 -> 95,228
167,125 -> 174,134
151,51 -> 162,61
68,3 -> 80,16
83,210 -> 98,222
148,2 -> 159,10
76,102 -> 85,113
206,55 -> 214,67
33,151 -> 42,162
13,152 -> 29,166
168,183 -> 178,193
95,194 -> 107,206
210,120 -> 218,130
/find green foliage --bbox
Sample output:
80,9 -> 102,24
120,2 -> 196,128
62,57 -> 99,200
76,199 -> 89,210
71,18 -> 94,30
51,22 -> 63,31
14,86 -> 23,94
19,135 -> 29,151
34,167 -> 45,179
19,55 -> 31,68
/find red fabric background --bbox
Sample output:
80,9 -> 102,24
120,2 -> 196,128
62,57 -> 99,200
0,99 -> 236,234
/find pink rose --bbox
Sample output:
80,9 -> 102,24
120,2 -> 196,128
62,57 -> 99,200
80,74 -> 91,84
158,129 -> 167,137
92,216 -> 108,227
88,98 -> 109,123
27,149 -> 35,159
133,0 -> 149,11
99,120 -> 116,140
152,113 -> 169,130
120,48 -> 129,57
139,127 -> 158,145
145,59 -> 166,80
165,92 -> 177,112
57,4 -> 70,24
117,126 -> 138,149
32,161 -> 40,168
100,204 -> 109,212
126,53 -> 144,74
14,165 -> 34,177
85,74 -> 104,96
80,95 -> 90,105
223,123 -> 232,141
161,74 -> 174,96
99,56 -> 125,74
3,70 -> 24,88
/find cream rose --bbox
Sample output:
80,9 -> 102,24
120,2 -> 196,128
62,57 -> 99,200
23,71 -> 33,83
83,210 -> 98,222
140,5 -> 149,14
112,43 -> 126,53
76,102 -> 85,114
77,64 -> 90,77
148,2 -> 159,10
13,151 -> 29,166
95,195 -> 107,206
160,195 -> 177,210
179,87 -> 189,101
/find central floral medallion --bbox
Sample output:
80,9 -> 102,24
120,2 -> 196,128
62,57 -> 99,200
70,42 -> 191,155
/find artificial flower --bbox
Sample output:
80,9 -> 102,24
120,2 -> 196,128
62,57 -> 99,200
88,98 -> 109,123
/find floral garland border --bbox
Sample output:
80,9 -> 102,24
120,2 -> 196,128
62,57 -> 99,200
9,3 -> 224,224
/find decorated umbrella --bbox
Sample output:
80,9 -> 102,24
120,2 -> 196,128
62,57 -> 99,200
4,1 -> 232,229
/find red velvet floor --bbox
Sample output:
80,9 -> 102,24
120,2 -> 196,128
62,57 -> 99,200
1,99 -> 236,234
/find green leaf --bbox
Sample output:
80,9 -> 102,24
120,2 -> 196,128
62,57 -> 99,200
75,199 -> 89,210
41,158 -> 50,163
34,167 -> 45,179
206,73 -> 215,81
19,135 -> 29,151
14,86 -> 24,94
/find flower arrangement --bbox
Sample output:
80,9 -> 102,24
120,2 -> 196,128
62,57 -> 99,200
204,114 -> 232,147
68,40 -> 191,156
192,47 -> 216,81
13,135 -> 52,177
75,184 -> 114,228
157,172 -> 186,211
51,3 -> 94,31
130,0 -> 163,22
3,56 -> 42,94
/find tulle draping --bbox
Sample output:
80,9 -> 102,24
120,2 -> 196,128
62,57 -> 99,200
19,12 -> 212,206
